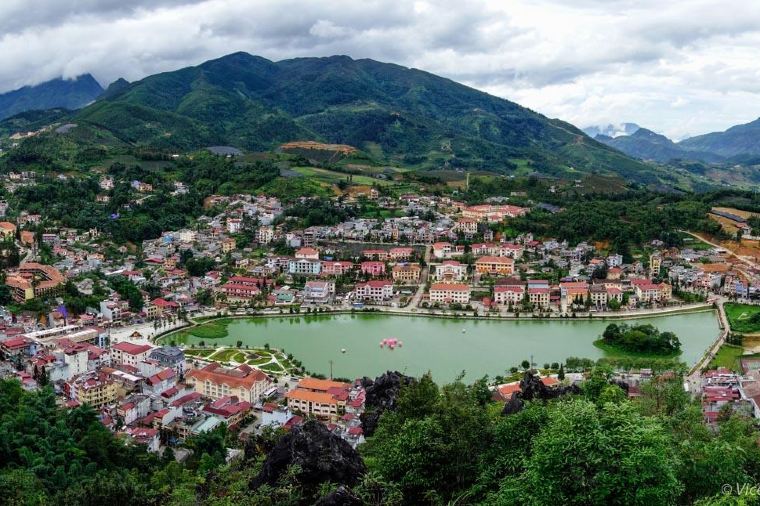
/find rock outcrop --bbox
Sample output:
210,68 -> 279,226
502,370 -> 581,415
250,419 -> 366,491
360,371 -> 414,436
314,485 -> 363,506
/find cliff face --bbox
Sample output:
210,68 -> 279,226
250,419 -> 366,490
360,370 -> 414,436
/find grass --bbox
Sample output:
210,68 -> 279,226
593,339 -> 681,359
292,166 -> 394,187
184,349 -> 214,357
260,362 -> 285,373
725,303 -> 760,333
184,319 -> 232,339
209,348 -> 239,361
708,344 -> 745,372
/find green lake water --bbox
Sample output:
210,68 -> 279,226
171,311 -> 720,381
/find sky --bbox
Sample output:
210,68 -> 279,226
2,0 -> 760,140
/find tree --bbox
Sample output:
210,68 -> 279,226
558,364 -> 565,380
514,400 -> 682,505
521,360 -> 530,370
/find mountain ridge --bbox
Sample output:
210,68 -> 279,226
70,52 -> 651,179
0,74 -> 103,120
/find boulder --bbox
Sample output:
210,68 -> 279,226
502,370 -> 581,415
360,370 -> 414,436
251,419 -> 366,491
315,485 -> 363,506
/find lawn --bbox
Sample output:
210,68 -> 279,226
186,319 -> 233,339
209,348 -> 239,362
725,303 -> 760,333
260,362 -> 285,373
708,344 -> 745,372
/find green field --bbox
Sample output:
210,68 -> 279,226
292,166 -> 395,186
708,344 -> 745,372
725,303 -> 760,333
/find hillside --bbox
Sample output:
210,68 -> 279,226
679,117 -> 760,158
596,128 -> 724,163
72,52 -> 652,179
0,74 -> 103,120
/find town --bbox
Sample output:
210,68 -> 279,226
2,166 -> 760,458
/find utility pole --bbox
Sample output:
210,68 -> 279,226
329,359 -> 333,379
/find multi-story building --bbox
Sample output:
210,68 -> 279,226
433,260 -> 468,282
149,346 -> 186,375
360,261 -> 386,277
321,261 -> 354,276
295,247 -> 320,260
528,287 -> 551,308
391,264 -> 421,284
494,279 -> 526,305
304,280 -> 335,303
429,283 -> 471,304
474,256 -> 515,276
355,280 -> 393,302
389,247 -> 414,261
70,373 -> 118,408
288,259 -> 322,276
111,342 -> 153,367
285,377 -> 351,421
186,363 -> 272,403
5,263 -> 65,302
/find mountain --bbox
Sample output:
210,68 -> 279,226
73,52 -> 650,179
0,74 -> 103,120
594,128 -> 723,163
583,123 -> 639,139
679,118 -> 760,158
101,78 -> 130,99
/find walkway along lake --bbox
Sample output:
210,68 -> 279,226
167,311 -> 720,382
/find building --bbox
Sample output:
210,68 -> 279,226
355,280 -> 393,302
433,260 -> 468,282
288,259 -> 322,276
149,346 -> 186,375
362,249 -> 389,261
304,280 -> 335,303
295,247 -> 320,260
560,281 -> 589,304
494,280 -> 526,305
321,261 -> 354,276
392,264 -> 421,284
0,221 -> 16,238
111,342 -> 153,367
432,242 -> 464,259
185,363 -> 272,403
5,263 -> 65,302
633,280 -> 672,303
389,247 -> 414,261
454,218 -> 478,235
474,256 -> 515,276
360,261 -> 386,277
429,283 -> 471,304
461,204 -> 528,222
71,373 -> 118,408
285,377 -> 351,421
218,281 -> 261,302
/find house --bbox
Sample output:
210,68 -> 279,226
633,280 -> 672,303
70,372 -> 118,408
560,281 -> 589,304
304,280 -> 335,303
321,261 -> 354,276
360,261 -> 386,277
185,363 -> 271,403
111,342 -> 153,367
203,395 -> 253,427
429,283 -> 470,304
475,256 -> 515,276
433,260 -> 468,282
454,218 -> 478,235
295,247 -> 320,260
391,264 -> 421,284
355,280 -> 393,302
125,427 -> 160,453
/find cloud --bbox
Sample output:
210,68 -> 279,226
0,0 -> 758,139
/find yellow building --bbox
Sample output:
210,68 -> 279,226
76,375 -> 118,408
391,264 -> 421,284
474,256 -> 515,276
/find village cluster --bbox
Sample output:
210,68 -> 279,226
1,182 -> 759,455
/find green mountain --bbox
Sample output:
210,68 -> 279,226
73,52 -> 651,179
0,74 -> 103,120
679,117 -> 760,158
596,128 -> 723,163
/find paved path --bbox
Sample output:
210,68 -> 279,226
687,297 -> 729,392
408,244 -> 431,309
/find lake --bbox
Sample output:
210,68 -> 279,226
169,311 -> 720,381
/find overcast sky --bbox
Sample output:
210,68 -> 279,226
2,0 -> 759,140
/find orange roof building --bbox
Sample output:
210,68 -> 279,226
186,363 -> 272,403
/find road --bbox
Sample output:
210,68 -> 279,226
686,296 -> 729,392
680,230 -> 760,272
408,244 -> 431,309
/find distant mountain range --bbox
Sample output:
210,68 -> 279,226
0,74 -> 103,120
582,123 -> 640,139
592,119 -> 760,165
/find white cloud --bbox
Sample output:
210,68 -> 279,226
0,0 -> 758,139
